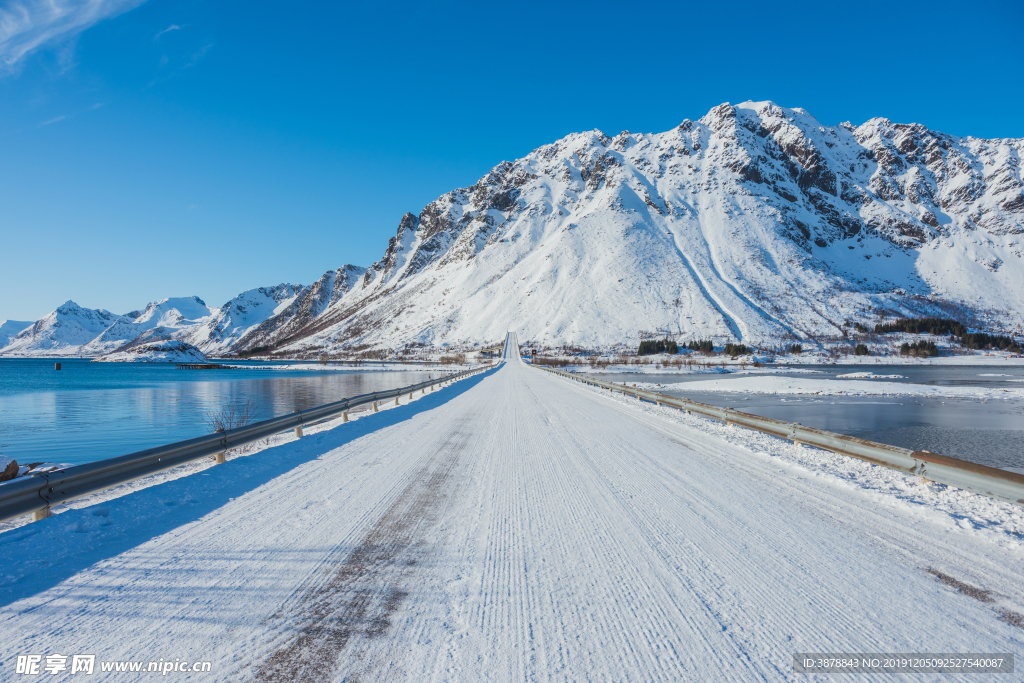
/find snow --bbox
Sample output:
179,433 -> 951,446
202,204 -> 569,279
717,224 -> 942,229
0,459 -> 75,485
80,296 -> 215,356
93,339 -> 208,363
0,301 -> 126,357
183,284 -> 305,355
0,319 -> 33,349
1,335 -> 1021,680
768,351 -> 1024,366
131,296 -> 211,328
658,375 -> 1024,399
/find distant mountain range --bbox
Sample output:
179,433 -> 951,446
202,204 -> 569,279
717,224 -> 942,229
3,100 -> 1022,358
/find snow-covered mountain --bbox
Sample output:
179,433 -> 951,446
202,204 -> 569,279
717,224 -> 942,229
0,290 -> 304,358
1,302 -> 128,357
0,320 -> 33,349
227,266 -> 365,353
236,100 -> 1023,353
183,284 -> 306,355
80,296 -> 214,356
4,101 -> 1022,355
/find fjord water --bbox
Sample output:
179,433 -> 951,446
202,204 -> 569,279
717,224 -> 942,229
601,365 -> 1024,471
0,360 -> 440,467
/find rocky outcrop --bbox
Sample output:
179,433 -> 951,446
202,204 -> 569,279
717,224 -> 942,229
94,339 -> 208,363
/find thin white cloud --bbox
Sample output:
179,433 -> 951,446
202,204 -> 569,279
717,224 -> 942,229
39,114 -> 65,126
154,23 -> 181,40
0,0 -> 148,71
182,41 -> 211,69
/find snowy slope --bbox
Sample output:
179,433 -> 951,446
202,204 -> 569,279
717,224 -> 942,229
0,288 -> 305,358
184,284 -> 306,355
0,320 -> 33,349
230,100 -> 1023,354
93,339 -> 208,363
0,302 -> 128,357
80,296 -> 214,356
228,266 -> 365,352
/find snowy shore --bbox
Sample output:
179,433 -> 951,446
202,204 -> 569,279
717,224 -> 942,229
541,350 -> 1024,375
94,339 -> 208,363
632,375 -> 1024,400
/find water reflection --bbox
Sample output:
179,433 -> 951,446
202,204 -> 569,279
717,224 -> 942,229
0,360 -> 443,466
647,388 -> 1024,471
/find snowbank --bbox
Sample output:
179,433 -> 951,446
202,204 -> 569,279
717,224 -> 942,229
649,375 -> 1024,399
0,458 -> 74,485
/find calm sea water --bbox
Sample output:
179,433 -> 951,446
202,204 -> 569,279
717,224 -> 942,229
3,360 -> 1021,472
0,360 -> 443,467
599,365 -> 1024,470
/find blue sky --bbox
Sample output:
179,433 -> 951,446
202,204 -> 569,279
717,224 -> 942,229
1,0 -> 1022,321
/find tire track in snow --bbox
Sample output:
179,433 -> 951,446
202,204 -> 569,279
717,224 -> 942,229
252,416 -> 475,683
538,369 -> 1024,660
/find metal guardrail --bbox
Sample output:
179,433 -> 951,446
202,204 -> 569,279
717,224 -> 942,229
0,363 -> 496,524
531,364 -> 1024,507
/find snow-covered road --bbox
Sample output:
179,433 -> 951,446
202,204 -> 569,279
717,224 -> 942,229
2,335 -> 1022,681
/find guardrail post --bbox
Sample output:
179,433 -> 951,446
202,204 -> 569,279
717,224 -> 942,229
395,395 -> 400,406
373,401 -> 378,413
342,411 -> 349,423
33,506 -> 51,521
293,410 -> 303,438
213,428 -> 226,463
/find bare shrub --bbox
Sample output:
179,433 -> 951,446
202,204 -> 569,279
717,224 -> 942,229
439,353 -> 467,365
206,398 -> 261,456
535,356 -> 570,367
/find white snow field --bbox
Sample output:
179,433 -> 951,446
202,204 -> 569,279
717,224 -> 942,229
638,375 -> 1024,400
1,336 -> 1022,681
